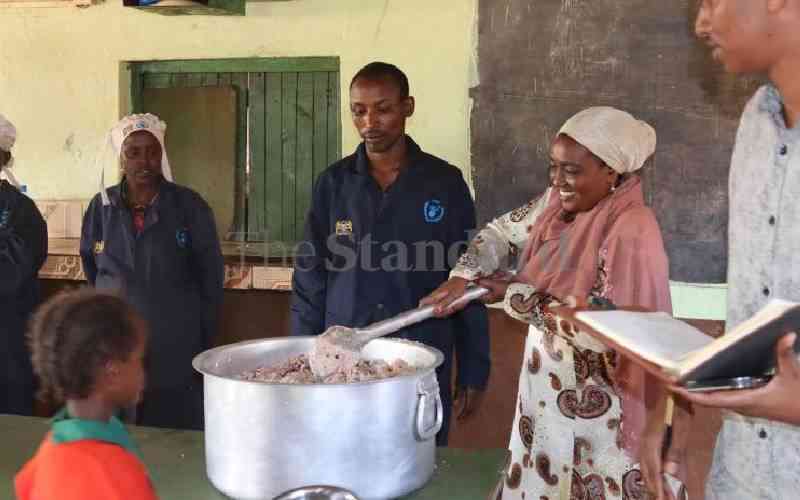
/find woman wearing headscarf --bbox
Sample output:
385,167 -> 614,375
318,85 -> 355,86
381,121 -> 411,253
423,107 -> 689,499
0,113 -> 48,416
80,113 -> 224,430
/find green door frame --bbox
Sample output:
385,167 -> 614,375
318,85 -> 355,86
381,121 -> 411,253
127,57 -> 341,244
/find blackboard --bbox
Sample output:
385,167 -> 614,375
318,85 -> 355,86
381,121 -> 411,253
471,0 -> 761,283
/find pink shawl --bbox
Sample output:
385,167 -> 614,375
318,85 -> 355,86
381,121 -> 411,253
517,176 -> 672,457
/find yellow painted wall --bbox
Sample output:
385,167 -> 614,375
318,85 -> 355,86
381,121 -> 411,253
0,0 -> 477,199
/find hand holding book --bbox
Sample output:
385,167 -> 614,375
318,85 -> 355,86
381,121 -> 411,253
555,299 -> 800,386
670,333 -> 800,426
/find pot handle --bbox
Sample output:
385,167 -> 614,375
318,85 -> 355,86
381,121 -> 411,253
415,377 -> 443,442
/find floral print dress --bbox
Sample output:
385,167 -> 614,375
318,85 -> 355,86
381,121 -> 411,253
499,286 -> 647,500
451,189 -> 685,500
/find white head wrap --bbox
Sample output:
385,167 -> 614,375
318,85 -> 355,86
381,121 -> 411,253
0,114 -> 21,189
558,106 -> 656,174
98,113 -> 174,205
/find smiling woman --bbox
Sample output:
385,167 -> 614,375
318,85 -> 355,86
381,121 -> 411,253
548,134 -> 618,216
422,107 -> 687,500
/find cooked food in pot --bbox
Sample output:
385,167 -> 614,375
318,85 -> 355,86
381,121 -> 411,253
240,354 -> 418,384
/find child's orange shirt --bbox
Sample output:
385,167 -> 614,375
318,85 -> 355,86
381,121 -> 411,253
15,409 -> 158,500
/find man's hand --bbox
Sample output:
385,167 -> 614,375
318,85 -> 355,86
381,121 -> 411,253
670,333 -> 800,425
453,385 -> 487,420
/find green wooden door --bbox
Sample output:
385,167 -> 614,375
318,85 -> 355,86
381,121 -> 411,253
129,58 -> 341,249
248,69 -> 340,247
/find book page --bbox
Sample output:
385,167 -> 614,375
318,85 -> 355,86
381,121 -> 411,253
575,310 -> 714,374
680,299 -> 798,377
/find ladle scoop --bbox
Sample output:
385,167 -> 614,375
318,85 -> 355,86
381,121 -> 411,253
309,286 -> 489,378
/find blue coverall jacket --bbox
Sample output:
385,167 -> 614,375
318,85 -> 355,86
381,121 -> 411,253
291,137 -> 491,445
80,180 -> 224,430
0,180 -> 47,415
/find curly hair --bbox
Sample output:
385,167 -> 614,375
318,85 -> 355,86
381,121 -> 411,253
27,288 -> 142,403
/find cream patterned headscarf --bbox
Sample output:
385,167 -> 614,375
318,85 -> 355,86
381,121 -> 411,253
558,106 -> 656,174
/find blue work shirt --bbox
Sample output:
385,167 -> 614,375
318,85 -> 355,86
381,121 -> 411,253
0,179 -> 47,415
80,179 -> 224,430
291,137 -> 491,438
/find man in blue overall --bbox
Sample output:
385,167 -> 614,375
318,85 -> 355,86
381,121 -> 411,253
0,114 -> 47,416
291,62 -> 490,445
80,114 -> 224,430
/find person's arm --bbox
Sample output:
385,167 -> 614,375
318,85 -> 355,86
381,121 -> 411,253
671,333 -> 800,425
23,197 -> 48,273
79,197 -> 100,286
290,176 -> 331,336
422,189 -> 551,315
14,195 -> 47,275
189,195 -> 224,348
451,189 -> 550,281
0,195 -> 46,296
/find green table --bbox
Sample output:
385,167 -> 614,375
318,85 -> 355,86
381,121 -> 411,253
1,415 -> 505,499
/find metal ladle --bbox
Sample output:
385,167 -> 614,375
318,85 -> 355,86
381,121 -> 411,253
309,286 -> 489,378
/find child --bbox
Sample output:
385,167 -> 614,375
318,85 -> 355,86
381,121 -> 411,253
15,289 -> 158,500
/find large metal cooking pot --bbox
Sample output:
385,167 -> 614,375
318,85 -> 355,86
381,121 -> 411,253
192,337 -> 444,500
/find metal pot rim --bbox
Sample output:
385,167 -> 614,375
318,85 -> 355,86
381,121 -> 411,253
192,336 -> 444,388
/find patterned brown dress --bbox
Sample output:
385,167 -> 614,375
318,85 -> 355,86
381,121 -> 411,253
500,287 -> 645,500
452,186 -> 684,500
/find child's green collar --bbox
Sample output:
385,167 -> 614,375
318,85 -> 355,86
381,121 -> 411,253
51,407 -> 142,460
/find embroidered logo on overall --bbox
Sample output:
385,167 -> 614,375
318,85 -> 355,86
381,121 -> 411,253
176,228 -> 191,249
0,208 -> 11,230
335,220 -> 353,236
423,200 -> 445,223
94,240 -> 105,254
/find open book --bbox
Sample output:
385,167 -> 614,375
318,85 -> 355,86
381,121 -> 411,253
571,299 -> 800,384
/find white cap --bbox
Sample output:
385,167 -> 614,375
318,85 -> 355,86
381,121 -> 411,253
98,113 -> 174,205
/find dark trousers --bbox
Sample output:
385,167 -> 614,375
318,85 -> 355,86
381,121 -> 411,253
136,383 -> 204,431
435,354 -> 453,447
1,325 -> 35,416
1,374 -> 34,416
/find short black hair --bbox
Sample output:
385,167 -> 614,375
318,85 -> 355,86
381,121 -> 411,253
27,289 -> 143,403
350,62 -> 410,98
